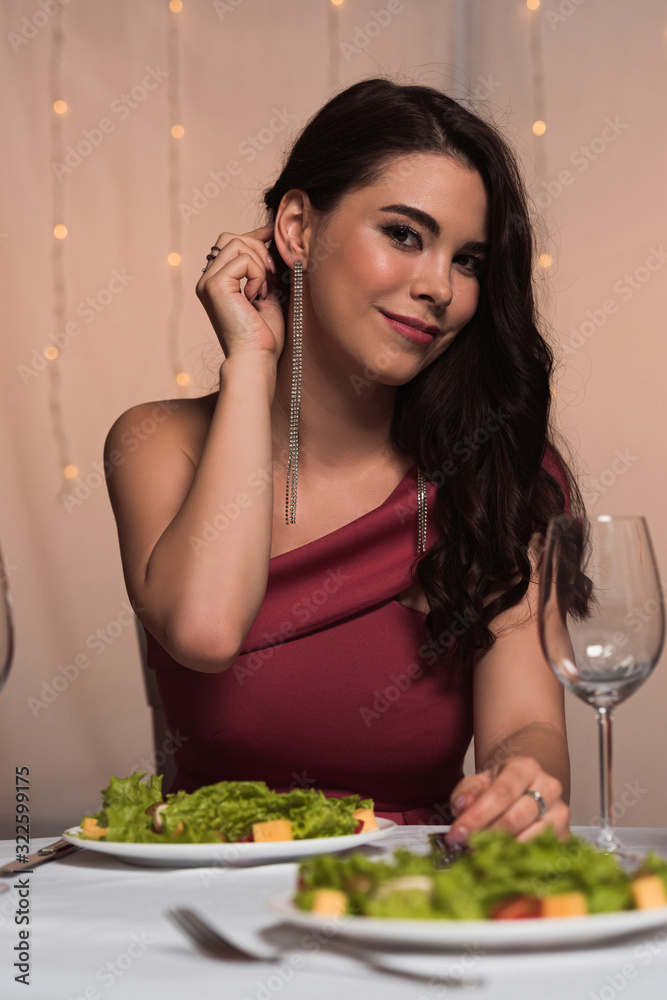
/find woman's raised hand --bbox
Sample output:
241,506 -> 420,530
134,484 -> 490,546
446,756 -> 570,844
195,223 -> 285,361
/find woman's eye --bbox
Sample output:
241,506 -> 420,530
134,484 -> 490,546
456,254 -> 486,275
382,224 -> 422,250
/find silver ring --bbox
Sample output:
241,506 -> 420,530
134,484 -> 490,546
202,245 -> 222,273
523,788 -> 547,821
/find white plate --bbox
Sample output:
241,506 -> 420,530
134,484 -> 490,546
61,818 -> 396,869
268,893 -> 667,950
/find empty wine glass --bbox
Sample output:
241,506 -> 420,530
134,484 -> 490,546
538,515 -> 664,856
0,544 -> 14,695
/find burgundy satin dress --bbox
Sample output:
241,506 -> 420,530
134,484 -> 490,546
146,450 -> 568,825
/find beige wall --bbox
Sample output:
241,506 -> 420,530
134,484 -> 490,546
1,0 -> 665,836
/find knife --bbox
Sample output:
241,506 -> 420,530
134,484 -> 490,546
0,838 -> 82,876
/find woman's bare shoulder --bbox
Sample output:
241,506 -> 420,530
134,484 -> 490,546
105,392 -> 218,464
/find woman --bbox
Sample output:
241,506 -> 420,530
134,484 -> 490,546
105,78 -> 581,843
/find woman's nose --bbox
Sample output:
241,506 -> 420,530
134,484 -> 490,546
411,259 -> 454,311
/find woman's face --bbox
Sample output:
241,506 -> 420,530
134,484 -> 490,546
301,152 -> 489,387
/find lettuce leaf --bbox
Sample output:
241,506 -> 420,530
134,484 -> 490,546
295,828 -> 640,920
78,775 -> 372,844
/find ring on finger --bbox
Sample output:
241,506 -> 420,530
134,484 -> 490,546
522,788 -> 547,821
201,245 -> 223,273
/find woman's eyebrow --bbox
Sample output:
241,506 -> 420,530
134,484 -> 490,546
378,204 -> 488,253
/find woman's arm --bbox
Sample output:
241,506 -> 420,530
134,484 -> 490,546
105,225 -> 283,673
446,539 -> 571,842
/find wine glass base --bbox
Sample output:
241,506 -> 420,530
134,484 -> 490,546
590,830 -> 642,869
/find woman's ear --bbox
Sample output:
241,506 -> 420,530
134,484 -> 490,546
273,189 -> 314,270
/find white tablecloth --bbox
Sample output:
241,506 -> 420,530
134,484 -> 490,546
2,826 -> 667,1000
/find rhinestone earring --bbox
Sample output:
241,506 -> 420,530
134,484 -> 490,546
285,260 -> 303,525
417,467 -> 427,554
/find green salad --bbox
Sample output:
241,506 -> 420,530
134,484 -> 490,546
295,828 -> 667,920
77,771 -> 374,844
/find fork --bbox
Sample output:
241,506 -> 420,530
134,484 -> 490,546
167,907 -> 484,988
428,832 -> 469,868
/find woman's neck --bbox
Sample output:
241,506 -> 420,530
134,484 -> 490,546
271,339 -> 405,476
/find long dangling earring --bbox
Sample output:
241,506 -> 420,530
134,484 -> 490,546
417,467 -> 427,554
285,260 -> 303,525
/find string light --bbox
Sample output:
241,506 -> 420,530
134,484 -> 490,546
48,19 -> 77,487
526,5 -> 555,276
166,0 -> 187,389
327,0 -> 342,95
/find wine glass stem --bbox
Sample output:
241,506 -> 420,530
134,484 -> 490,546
595,706 -> 616,847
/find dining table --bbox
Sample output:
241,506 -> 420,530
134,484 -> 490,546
2,824 -> 667,1000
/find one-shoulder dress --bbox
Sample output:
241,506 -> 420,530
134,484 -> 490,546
146,451 -> 567,825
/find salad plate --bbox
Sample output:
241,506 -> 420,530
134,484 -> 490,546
268,892 -> 667,950
62,818 -> 397,869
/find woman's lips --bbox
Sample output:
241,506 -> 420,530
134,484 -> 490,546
380,310 -> 436,346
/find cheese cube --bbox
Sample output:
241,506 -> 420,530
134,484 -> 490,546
540,892 -> 587,918
311,889 -> 348,916
81,817 -> 108,840
252,819 -> 293,842
631,876 -> 667,910
352,808 -> 379,832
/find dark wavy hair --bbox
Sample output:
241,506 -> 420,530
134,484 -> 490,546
261,76 -> 584,667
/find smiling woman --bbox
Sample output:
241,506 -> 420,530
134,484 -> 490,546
104,77 -> 583,839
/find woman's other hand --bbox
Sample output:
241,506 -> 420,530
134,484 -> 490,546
446,756 -> 570,844
196,223 -> 285,361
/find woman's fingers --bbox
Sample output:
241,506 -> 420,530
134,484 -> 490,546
193,224 -> 285,359
445,757 -> 567,843
449,770 -> 493,817
196,232 -> 273,301
516,799 -> 571,842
